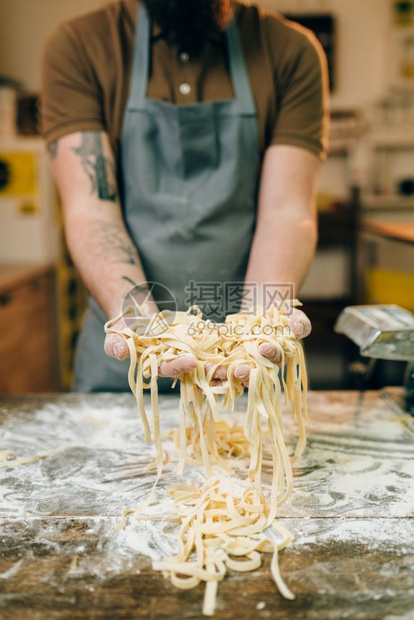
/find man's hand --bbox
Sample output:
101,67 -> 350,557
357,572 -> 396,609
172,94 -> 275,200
208,308 -> 312,385
257,307 -> 311,363
104,320 -> 198,377
104,332 -> 130,361
288,307 -> 312,340
240,307 -> 310,375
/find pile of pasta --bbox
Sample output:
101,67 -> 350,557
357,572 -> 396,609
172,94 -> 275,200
105,303 -> 308,615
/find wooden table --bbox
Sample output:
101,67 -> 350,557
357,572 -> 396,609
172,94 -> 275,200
0,391 -> 413,619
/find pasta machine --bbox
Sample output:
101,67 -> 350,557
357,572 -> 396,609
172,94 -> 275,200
334,305 -> 414,415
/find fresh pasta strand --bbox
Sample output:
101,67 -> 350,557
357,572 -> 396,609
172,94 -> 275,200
105,302 -> 308,615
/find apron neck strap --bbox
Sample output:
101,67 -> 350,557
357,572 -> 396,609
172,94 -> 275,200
131,1 -> 256,115
225,17 -> 256,115
130,1 -> 151,106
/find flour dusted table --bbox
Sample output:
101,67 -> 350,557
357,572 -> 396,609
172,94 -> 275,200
0,391 -> 413,619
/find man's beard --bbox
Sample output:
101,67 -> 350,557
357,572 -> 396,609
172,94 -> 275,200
142,0 -> 233,53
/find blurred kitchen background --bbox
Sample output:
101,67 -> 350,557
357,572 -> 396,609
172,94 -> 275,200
0,0 -> 413,394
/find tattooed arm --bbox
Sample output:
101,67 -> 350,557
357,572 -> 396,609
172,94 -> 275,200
48,131 -> 155,320
47,132 -> 155,363
48,131 -> 197,373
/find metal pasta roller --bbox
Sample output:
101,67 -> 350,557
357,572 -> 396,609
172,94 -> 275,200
335,304 -> 414,415
335,305 -> 414,361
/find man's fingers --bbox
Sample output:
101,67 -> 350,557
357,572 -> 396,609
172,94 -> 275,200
159,355 -> 198,378
104,334 -> 130,361
289,308 -> 312,339
205,364 -> 250,386
259,342 -> 282,365
205,363 -> 227,381
234,363 -> 252,383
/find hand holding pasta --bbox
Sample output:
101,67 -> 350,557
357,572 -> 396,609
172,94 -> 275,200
202,306 -> 311,385
104,324 -> 130,361
105,305 -> 311,385
288,307 -> 312,339
105,320 -> 198,375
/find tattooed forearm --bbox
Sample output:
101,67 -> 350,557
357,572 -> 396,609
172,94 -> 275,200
122,277 -> 151,294
122,276 -> 138,287
91,221 -> 139,265
48,140 -> 58,160
72,132 -> 118,202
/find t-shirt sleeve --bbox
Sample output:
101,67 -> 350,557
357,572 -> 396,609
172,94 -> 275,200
40,23 -> 105,143
268,23 -> 329,160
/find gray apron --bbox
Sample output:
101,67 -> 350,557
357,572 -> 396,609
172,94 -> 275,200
73,2 -> 259,392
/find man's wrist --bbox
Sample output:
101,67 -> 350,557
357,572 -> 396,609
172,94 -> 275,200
241,281 -> 297,314
121,281 -> 158,318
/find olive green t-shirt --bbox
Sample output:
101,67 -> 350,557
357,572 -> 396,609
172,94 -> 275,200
40,0 -> 329,167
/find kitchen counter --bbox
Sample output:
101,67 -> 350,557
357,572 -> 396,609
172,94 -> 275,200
360,220 -> 414,312
0,262 -> 54,294
0,391 -> 413,619
0,263 -> 58,393
364,221 -> 414,244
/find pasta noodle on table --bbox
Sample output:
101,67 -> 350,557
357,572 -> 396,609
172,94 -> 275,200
105,301 -> 308,616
